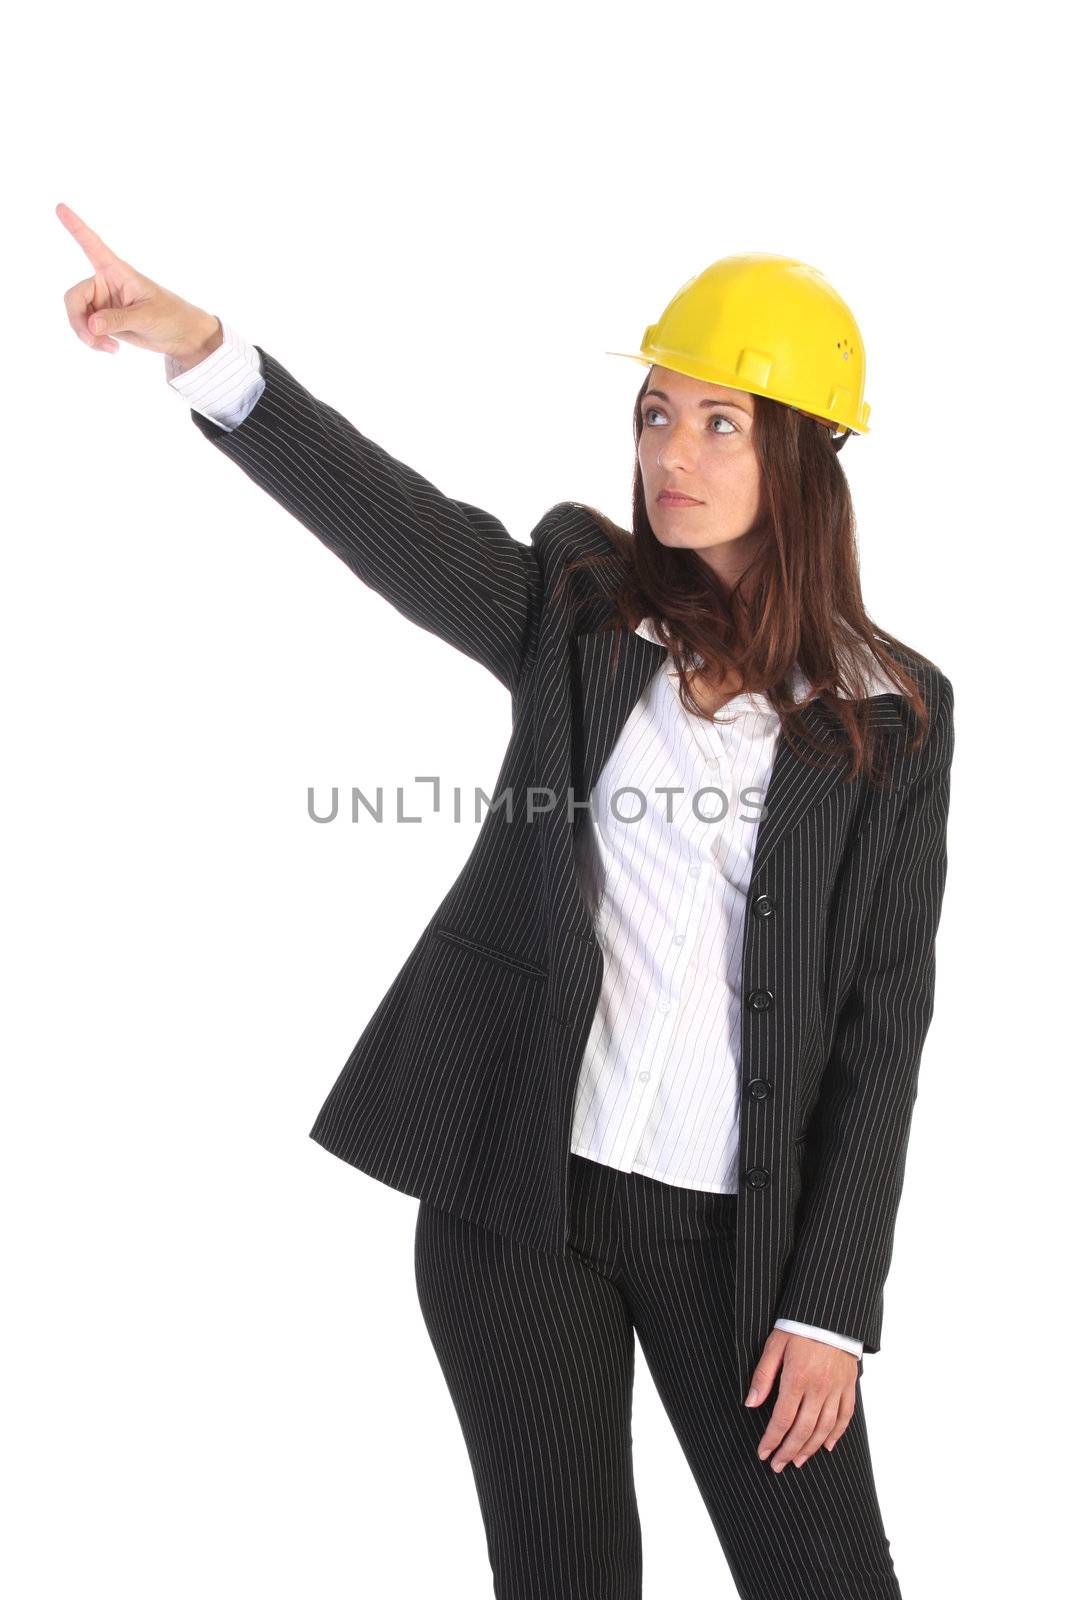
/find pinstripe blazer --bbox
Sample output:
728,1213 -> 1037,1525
187,346 -> 955,1403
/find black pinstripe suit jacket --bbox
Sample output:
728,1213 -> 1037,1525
188,347 -> 955,1402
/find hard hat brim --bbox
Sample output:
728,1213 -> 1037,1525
604,348 -> 864,436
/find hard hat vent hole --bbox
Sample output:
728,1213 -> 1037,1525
837,337 -> 853,362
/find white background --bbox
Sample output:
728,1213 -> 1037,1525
4,3 -> 1061,1595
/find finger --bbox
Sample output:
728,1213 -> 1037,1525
63,278 -> 112,347
768,1395 -> 825,1471
757,1386 -> 802,1461
86,305 -> 145,342
63,277 -> 96,340
63,277 -> 117,350
55,202 -> 122,271
824,1388 -> 856,1450
745,1332 -> 787,1407
793,1392 -> 841,1467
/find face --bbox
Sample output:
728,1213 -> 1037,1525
638,365 -> 763,586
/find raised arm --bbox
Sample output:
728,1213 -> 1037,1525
57,202 -> 542,693
182,337 -> 541,691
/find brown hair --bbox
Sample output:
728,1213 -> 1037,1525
560,367 -> 939,787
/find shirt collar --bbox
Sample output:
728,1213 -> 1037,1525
633,615 -> 809,713
633,615 -> 897,705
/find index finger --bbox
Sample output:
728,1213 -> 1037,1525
55,202 -> 120,270
756,1387 -> 802,1459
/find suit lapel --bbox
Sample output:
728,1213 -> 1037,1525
574,615 -> 905,880
573,626 -> 665,802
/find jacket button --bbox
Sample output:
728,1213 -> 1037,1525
744,1166 -> 771,1189
752,893 -> 775,919
745,1077 -> 771,1101
746,988 -> 774,1011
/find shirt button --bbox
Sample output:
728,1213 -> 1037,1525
673,934 -> 684,945
690,864 -> 701,877
638,1071 -> 650,1081
658,999 -> 671,1013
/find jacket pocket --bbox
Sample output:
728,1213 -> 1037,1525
433,924 -> 548,981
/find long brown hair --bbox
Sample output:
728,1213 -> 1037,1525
560,366 -> 939,786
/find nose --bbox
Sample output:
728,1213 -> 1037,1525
657,428 -> 701,471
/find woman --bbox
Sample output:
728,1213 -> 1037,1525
59,208 -> 954,1599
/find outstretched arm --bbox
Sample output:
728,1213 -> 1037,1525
57,202 -> 542,693
181,337 -> 542,693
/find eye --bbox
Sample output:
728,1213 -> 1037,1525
642,404 -> 738,435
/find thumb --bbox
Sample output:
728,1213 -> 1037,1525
744,1336 -> 786,1406
87,305 -> 145,339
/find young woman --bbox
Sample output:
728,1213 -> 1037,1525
59,208 -> 954,1599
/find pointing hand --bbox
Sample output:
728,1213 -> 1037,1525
56,201 -> 221,367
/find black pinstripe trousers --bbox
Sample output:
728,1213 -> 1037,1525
414,1152 -> 902,1600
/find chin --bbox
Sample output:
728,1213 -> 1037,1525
650,516 -> 719,548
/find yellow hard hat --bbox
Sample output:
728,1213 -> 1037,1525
607,253 -> 871,437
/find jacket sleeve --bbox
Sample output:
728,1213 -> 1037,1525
185,345 -> 543,694
772,675 -> 955,1353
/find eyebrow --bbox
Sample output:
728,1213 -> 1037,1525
645,387 -> 752,415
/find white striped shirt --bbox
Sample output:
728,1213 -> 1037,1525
166,320 -> 870,1357
570,639 -> 810,1194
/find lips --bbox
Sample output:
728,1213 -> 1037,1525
659,492 -> 702,506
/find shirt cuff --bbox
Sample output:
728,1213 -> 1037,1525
165,318 -> 264,432
773,1318 -> 864,1358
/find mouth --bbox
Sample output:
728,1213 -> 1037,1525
658,491 -> 702,506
